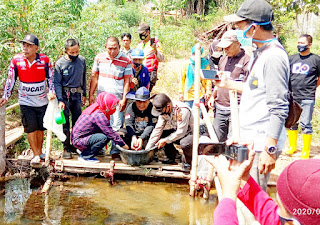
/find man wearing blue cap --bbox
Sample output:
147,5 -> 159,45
213,0 -> 290,191
124,87 -> 157,150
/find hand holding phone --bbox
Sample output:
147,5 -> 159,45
150,38 -> 155,46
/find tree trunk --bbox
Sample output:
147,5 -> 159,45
0,106 -> 6,176
196,0 -> 205,15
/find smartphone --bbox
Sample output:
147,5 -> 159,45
201,69 -> 220,80
150,38 -> 155,46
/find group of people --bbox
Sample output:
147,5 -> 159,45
1,0 -> 320,223
0,23 -> 165,164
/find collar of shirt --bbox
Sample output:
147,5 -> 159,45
105,51 -> 122,60
25,53 -> 40,67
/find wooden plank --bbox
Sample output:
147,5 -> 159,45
5,126 -> 24,148
6,103 -> 19,112
0,106 -> 6,175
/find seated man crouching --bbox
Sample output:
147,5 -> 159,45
124,87 -> 157,150
146,93 -> 194,165
71,92 -> 129,163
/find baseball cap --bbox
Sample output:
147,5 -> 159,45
277,159 -> 320,225
151,93 -> 171,116
20,34 -> 39,46
137,23 -> 150,34
217,30 -> 239,48
131,48 -> 144,59
224,0 -> 273,23
126,87 -> 150,101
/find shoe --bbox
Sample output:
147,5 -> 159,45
111,153 -> 121,161
30,156 -> 41,165
182,163 -> 191,172
40,154 -> 46,161
301,134 -> 312,159
78,156 -> 100,163
162,159 -> 177,165
63,150 -> 72,159
285,130 -> 298,155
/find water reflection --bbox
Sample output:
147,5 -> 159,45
0,178 -> 218,224
4,178 -> 31,223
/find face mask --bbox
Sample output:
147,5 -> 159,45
68,54 -> 79,61
211,51 -> 222,59
236,25 -> 254,47
134,62 -> 141,68
139,34 -> 147,40
297,44 -> 308,53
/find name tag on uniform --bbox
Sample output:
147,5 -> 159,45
235,64 -> 243,68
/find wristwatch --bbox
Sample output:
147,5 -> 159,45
265,146 -> 278,155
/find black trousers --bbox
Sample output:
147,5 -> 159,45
161,129 -> 193,164
62,92 -> 82,151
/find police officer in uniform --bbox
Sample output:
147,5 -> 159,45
146,93 -> 194,165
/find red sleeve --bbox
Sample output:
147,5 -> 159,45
237,177 -> 281,225
213,198 -> 239,225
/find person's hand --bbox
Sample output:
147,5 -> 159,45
132,137 -> 143,151
179,92 -> 184,102
208,95 -> 215,109
47,93 -> 56,100
122,144 -> 129,150
259,150 -> 276,174
89,95 -> 95,105
58,101 -> 65,110
0,98 -> 8,107
132,78 -> 138,86
212,71 -> 228,88
82,96 -> 87,106
119,99 -> 126,112
151,42 -> 157,51
156,139 -> 166,149
131,136 -> 137,150
206,141 -> 255,201
204,93 -> 211,102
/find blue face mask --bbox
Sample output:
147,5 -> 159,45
236,25 -> 254,47
236,22 -> 277,47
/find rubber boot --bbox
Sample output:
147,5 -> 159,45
285,130 -> 298,155
301,134 -> 312,159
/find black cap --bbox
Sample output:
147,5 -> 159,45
151,93 -> 171,116
137,23 -> 150,34
224,0 -> 273,23
20,34 -> 39,46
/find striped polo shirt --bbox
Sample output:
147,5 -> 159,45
92,51 -> 133,100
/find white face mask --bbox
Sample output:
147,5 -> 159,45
211,51 -> 222,58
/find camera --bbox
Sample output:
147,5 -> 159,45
199,143 -> 248,163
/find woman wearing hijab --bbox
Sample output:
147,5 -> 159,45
206,40 -> 223,70
71,92 -> 129,163
178,45 -> 212,109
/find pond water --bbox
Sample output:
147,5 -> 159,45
0,177 -> 218,224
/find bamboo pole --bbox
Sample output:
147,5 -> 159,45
41,177 -> 53,193
45,100 -> 54,167
189,43 -> 201,197
199,103 -> 218,142
0,106 -> 6,176
229,90 -> 240,141
5,103 -> 19,112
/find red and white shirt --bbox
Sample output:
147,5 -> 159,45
2,53 -> 54,107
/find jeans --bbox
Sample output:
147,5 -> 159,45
110,105 -> 124,155
290,99 -> 315,134
62,92 -> 82,151
82,133 -> 109,159
184,98 -> 205,109
213,107 -> 231,142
